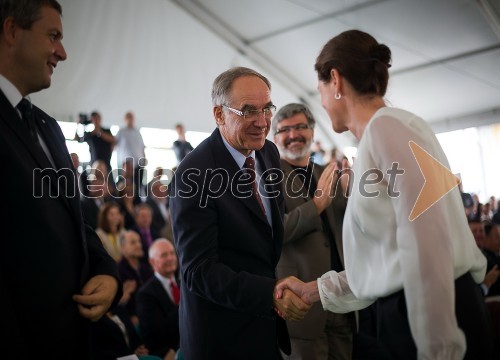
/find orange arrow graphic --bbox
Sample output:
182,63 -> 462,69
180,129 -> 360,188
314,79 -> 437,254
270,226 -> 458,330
408,141 -> 460,221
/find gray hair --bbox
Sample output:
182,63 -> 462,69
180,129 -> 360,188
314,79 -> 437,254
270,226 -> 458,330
272,103 -> 316,135
211,67 -> 271,106
0,0 -> 62,33
148,238 -> 174,259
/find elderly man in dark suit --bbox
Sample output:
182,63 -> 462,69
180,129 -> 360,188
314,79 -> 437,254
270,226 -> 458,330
169,66 -> 310,359
273,103 -> 353,359
136,238 -> 180,360
0,1 -> 120,358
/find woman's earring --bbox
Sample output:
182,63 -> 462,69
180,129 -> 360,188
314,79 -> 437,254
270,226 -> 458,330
334,93 -> 342,100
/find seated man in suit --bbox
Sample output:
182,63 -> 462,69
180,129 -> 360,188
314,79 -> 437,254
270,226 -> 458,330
136,238 -> 179,360
132,203 -> 159,261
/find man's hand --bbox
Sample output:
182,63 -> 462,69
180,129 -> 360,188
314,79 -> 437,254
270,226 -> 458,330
275,276 -> 320,306
73,274 -> 119,322
119,279 -> 138,305
313,161 -> 340,214
339,158 -> 351,197
484,265 -> 500,289
273,282 -> 311,321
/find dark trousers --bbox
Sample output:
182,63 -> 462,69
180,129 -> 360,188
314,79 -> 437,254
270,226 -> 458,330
376,272 -> 494,359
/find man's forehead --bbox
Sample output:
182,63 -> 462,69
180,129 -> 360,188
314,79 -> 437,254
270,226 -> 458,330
230,76 -> 270,101
280,113 -> 308,124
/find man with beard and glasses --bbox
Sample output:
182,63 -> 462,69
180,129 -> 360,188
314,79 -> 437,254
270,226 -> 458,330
273,103 -> 354,359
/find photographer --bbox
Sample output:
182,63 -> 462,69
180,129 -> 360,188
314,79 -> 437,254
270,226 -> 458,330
74,111 -> 115,174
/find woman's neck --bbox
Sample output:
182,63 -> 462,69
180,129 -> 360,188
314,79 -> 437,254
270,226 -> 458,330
348,97 -> 386,140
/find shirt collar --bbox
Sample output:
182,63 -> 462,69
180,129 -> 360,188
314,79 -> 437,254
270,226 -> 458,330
154,271 -> 175,286
0,73 -> 24,108
220,132 -> 256,170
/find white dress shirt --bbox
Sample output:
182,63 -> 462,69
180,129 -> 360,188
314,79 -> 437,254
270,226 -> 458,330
155,272 -> 178,304
221,134 -> 272,225
0,74 -> 56,167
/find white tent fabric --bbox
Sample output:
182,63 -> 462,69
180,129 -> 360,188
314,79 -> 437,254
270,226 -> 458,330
31,0 -> 500,152
31,0 -> 316,143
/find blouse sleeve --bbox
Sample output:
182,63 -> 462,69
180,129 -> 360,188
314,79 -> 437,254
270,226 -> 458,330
318,270 -> 375,313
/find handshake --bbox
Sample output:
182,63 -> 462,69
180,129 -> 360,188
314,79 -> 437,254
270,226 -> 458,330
272,276 -> 320,321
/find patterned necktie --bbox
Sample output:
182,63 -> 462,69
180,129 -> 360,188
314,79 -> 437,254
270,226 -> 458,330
17,98 -> 39,142
243,156 -> 266,215
170,281 -> 180,305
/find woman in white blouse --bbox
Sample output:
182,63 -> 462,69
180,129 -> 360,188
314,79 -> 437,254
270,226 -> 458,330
276,30 -> 491,359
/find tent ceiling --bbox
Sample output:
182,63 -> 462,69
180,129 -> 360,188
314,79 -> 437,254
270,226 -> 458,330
33,0 -> 500,150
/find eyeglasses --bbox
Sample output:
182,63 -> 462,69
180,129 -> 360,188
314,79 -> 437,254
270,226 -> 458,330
274,123 -> 311,135
222,104 -> 277,121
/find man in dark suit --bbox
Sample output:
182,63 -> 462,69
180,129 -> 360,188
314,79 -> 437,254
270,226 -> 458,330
136,238 -> 180,359
0,1 -> 121,358
273,103 -> 353,359
169,66 -> 310,359
131,203 -> 160,262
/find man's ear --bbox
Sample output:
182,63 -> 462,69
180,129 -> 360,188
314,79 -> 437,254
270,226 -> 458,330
214,106 -> 225,126
2,17 -> 19,46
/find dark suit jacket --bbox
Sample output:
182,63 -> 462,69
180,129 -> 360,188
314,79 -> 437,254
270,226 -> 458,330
169,128 -> 289,359
0,91 -> 121,359
136,276 -> 180,357
172,139 -> 193,163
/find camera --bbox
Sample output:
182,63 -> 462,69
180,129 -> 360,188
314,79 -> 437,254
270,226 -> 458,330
78,113 -> 92,125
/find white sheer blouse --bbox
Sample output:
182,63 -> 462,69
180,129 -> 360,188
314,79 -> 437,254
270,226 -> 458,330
317,107 -> 486,359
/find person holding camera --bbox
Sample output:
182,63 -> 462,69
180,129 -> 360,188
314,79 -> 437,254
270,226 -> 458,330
75,110 -> 115,174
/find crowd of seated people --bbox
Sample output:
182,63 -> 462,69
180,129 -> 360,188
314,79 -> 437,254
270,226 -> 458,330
73,155 -> 179,358
465,192 -> 500,357
74,126 -> 497,360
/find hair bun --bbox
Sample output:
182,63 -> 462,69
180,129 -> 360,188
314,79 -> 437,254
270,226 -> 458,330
370,44 -> 392,68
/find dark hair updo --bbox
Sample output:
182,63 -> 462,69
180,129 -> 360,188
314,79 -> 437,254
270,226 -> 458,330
315,29 -> 392,97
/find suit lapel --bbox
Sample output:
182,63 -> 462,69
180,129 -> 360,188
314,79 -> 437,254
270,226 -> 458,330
34,110 -> 81,216
153,277 -> 175,308
0,91 -> 53,170
211,129 -> 269,226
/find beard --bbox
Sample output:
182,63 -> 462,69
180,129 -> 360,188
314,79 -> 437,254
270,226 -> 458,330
280,137 -> 312,161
